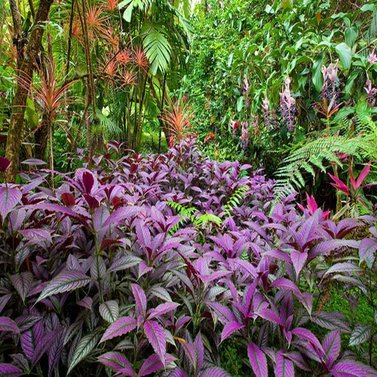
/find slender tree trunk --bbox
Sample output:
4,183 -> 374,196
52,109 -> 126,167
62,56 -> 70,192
9,0 -> 23,68
6,0 -> 53,181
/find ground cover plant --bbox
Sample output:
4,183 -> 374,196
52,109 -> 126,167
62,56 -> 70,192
0,138 -> 376,376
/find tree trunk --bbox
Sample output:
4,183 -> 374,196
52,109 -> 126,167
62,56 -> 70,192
5,0 -> 53,181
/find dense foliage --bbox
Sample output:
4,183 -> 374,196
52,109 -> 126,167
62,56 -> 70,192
183,0 -> 377,197
0,139 -> 376,376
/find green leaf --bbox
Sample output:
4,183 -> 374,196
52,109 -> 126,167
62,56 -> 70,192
335,42 -> 352,70
345,26 -> 358,47
123,3 -> 134,22
67,333 -> 100,374
237,96 -> 244,112
312,54 -> 324,92
143,24 -> 172,75
361,4 -> 375,12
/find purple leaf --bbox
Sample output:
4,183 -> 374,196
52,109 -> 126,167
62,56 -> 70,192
198,367 -> 232,377
139,354 -> 175,376
136,221 -> 152,249
169,368 -> 189,377
0,157 -> 11,172
194,333 -> 204,371
312,312 -> 351,333
271,278 -> 301,297
359,238 -> 377,268
258,309 -> 283,326
247,342 -> 268,377
10,272 -> 33,303
147,302 -> 180,320
21,321 -> 43,360
206,302 -> 237,324
131,283 -> 147,318
103,206 -> 142,227
275,351 -> 294,377
331,360 -> 377,377
0,186 -> 22,221
100,316 -> 137,343
290,250 -> 307,276
143,320 -> 167,365
322,330 -> 341,366
221,321 -> 244,343
48,329 -> 65,375
0,317 -> 19,334
323,262 -> 361,277
36,270 -> 91,302
98,352 -> 134,376
0,363 -> 21,377
292,328 -> 324,356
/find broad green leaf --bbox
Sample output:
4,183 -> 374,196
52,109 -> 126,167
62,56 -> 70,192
312,54 -> 323,92
335,42 -> 352,70
345,26 -> 358,47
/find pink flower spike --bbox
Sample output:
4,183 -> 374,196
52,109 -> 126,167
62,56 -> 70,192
355,162 -> 371,189
329,174 -> 349,195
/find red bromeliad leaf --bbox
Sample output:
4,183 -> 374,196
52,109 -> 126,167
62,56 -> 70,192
0,317 -> 19,334
143,320 -> 166,365
221,321 -> 244,343
247,342 -> 268,377
98,352 -> 134,376
100,316 -> 137,343
0,186 -> 22,221
275,352 -> 294,377
36,270 -> 91,302
329,174 -> 349,195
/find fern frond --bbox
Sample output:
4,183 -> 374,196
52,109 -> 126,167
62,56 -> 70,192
223,186 -> 249,217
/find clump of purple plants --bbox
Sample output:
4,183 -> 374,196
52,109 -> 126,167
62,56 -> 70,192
0,137 -> 376,376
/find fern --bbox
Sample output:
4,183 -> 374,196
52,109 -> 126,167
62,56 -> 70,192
167,201 -> 222,234
273,101 -> 377,202
223,186 -> 249,217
